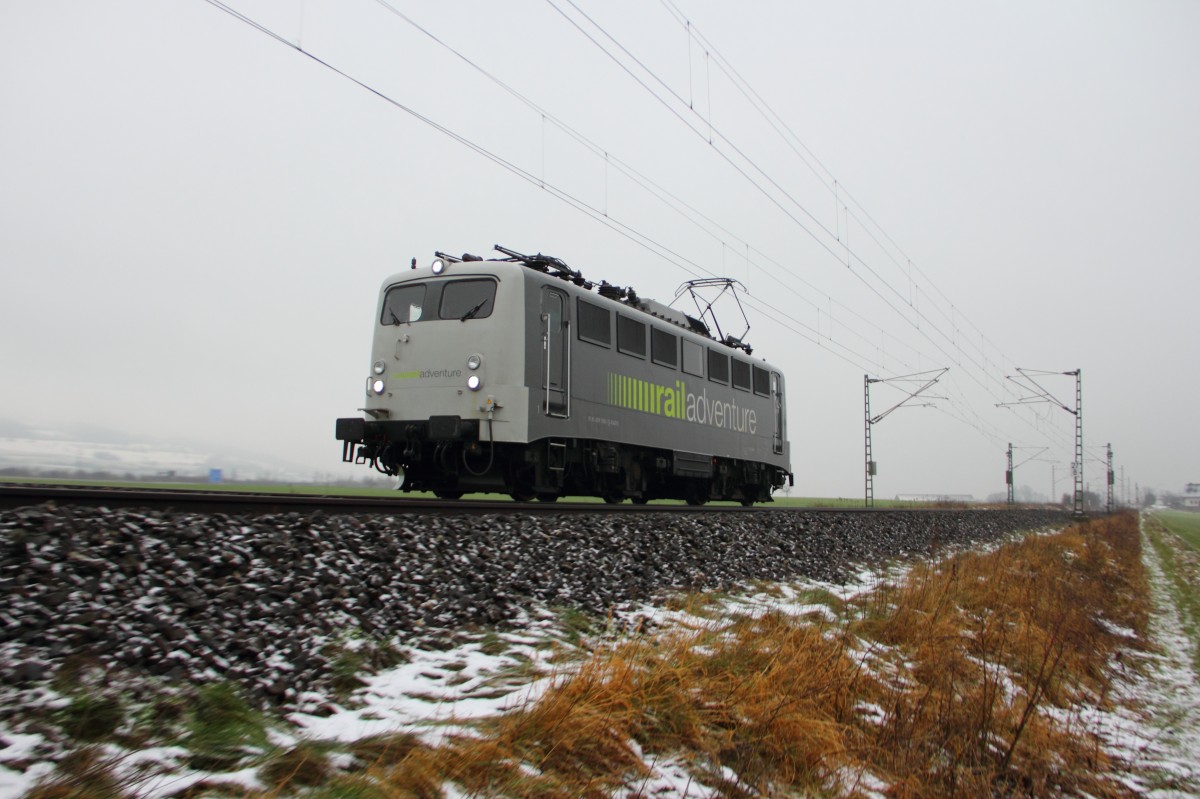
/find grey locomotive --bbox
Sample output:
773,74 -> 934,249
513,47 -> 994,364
335,246 -> 792,504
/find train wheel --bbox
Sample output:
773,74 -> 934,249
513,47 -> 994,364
535,492 -> 559,503
434,490 -> 463,500
506,465 -> 536,504
631,496 -> 649,505
599,473 -> 625,504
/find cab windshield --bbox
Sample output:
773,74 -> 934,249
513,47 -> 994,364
380,278 -> 497,325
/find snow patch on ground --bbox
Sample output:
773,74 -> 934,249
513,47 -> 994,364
274,554 -> 1200,797
4,523 -> 1199,798
1084,517 -> 1200,797
293,630 -> 561,748
0,734 -> 55,799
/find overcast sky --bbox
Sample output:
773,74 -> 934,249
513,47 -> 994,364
2,0 -> 1197,499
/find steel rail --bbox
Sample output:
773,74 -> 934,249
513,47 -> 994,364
0,483 -> 968,516
0,484 -> 736,515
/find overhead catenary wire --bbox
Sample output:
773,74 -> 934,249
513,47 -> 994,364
199,0 -> 897,376
551,0 -> 1089,465
658,0 -> 1021,392
199,0 -> 1086,476
364,0 -> 929,374
366,1 -> 882,336
541,0 -> 952,333
370,0 -> 1033,417
543,1 -> 1034,412
620,1 -> 1036,410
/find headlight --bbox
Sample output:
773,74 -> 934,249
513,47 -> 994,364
431,258 -> 446,275
371,378 -> 386,395
372,360 -> 387,375
466,354 -> 482,370
466,375 -> 482,391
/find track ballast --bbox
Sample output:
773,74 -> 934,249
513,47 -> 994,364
0,491 -> 1069,708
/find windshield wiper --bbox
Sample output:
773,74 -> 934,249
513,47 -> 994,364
389,310 -> 402,326
460,301 -> 487,322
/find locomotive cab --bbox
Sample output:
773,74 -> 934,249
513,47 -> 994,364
335,258 -> 531,498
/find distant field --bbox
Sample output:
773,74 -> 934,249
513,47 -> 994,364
0,475 -> 400,497
1146,510 -> 1200,672
0,475 -> 935,508
1155,509 -> 1200,550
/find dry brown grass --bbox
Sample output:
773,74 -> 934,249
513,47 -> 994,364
851,513 -> 1149,797
351,513 -> 1149,797
136,513 -> 1145,798
402,611 -> 861,797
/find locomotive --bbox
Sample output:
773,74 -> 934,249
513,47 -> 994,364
335,246 -> 792,504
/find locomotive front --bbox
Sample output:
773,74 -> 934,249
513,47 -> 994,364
335,256 -> 528,498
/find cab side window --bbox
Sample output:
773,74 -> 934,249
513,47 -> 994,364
682,339 -> 704,377
732,359 -> 751,391
708,349 -> 730,384
652,328 -> 678,368
617,314 -> 646,358
578,299 -> 611,347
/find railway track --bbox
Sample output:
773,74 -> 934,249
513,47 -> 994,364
0,483 -> 775,515
1,483 -> 1071,715
0,482 -> 968,515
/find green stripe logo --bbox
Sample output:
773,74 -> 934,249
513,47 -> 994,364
608,373 -> 687,419
606,372 -> 758,433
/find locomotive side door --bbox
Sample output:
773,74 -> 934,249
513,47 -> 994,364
541,287 -> 570,417
771,371 -> 785,454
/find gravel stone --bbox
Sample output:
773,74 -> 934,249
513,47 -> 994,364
0,503 -> 1067,707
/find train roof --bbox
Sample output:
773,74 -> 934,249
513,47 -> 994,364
402,245 -> 756,355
